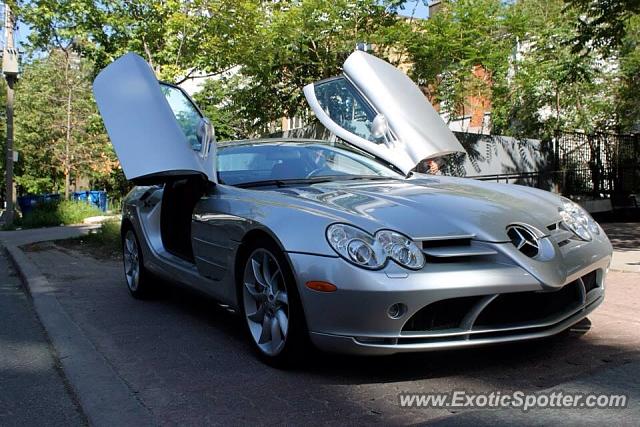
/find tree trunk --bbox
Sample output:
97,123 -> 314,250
555,86 -> 561,129
64,55 -> 73,200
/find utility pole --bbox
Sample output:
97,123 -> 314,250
2,3 -> 18,226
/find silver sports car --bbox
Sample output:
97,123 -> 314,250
93,51 -> 612,364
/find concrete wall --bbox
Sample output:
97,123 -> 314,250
276,124 -> 552,186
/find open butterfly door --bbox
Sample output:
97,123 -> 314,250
304,51 -> 464,175
93,53 -> 216,183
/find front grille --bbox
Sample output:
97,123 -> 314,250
402,296 -> 483,332
582,270 -> 598,293
473,281 -> 582,327
401,270 -> 602,336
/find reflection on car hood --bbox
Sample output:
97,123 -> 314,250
270,175 -> 563,242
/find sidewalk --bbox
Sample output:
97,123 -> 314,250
0,224 -> 99,247
601,223 -> 640,273
0,225 -> 154,427
0,250 -> 86,426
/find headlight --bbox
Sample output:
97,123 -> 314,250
326,224 -> 425,270
326,224 -> 385,269
559,197 -> 600,241
376,230 -> 425,270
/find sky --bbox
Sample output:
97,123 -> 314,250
396,0 -> 430,19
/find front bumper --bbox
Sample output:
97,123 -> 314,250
287,238 -> 611,355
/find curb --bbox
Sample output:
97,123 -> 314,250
4,243 -> 155,427
609,251 -> 640,274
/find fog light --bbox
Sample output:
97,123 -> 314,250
387,303 -> 407,319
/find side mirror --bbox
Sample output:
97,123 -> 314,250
197,117 -> 215,158
371,114 -> 389,138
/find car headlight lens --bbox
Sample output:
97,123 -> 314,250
559,197 -> 600,241
326,224 -> 425,270
376,230 -> 425,270
327,224 -> 385,269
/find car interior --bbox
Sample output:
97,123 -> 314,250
160,176 -> 208,262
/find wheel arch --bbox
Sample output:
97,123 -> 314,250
121,217 -> 134,237
233,227 -> 299,308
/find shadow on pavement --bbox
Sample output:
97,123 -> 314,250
600,223 -> 640,252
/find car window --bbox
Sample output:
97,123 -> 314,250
161,84 -> 202,151
314,77 -> 383,144
218,152 -> 277,172
322,149 -> 381,175
217,141 -> 400,185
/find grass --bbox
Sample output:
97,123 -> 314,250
18,200 -> 103,229
56,219 -> 122,260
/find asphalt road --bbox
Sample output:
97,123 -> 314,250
0,251 -> 86,426
17,242 -> 640,425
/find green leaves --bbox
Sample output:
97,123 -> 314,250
565,0 -> 640,56
18,0 -> 262,80
406,0 -> 513,120
223,0 -> 406,134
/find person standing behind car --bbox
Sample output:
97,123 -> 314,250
417,157 -> 442,175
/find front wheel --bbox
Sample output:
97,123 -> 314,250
241,239 -> 307,366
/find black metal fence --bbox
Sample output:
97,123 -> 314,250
554,132 -> 640,204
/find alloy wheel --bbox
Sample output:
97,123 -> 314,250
242,248 -> 290,356
123,230 -> 140,292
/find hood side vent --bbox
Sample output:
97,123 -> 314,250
422,237 -> 472,249
420,236 -> 497,260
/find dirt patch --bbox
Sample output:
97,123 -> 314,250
55,236 -> 121,261
21,241 -> 57,252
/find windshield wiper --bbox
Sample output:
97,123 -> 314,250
236,177 -> 334,188
337,175 -> 398,181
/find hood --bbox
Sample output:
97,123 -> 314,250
269,175 -> 563,242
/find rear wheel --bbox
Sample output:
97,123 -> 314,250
240,238 -> 307,366
123,228 -> 154,299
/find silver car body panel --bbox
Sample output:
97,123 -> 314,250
304,51 -> 465,174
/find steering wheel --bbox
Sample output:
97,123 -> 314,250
306,167 -> 331,178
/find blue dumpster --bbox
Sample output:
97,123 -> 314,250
17,193 -> 61,216
72,190 -> 108,212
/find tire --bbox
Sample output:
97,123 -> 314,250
239,237 -> 308,367
122,227 -> 154,299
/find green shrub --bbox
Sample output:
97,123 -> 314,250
56,218 -> 122,260
21,200 -> 103,228
94,219 -> 122,250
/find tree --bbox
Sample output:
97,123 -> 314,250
16,0 -> 261,82
226,0 -> 407,134
14,51 -> 116,196
403,0 -> 514,127
615,14 -> 640,131
565,0 -> 640,55
498,0 -> 619,137
191,76 -> 245,141
0,79 -> 7,199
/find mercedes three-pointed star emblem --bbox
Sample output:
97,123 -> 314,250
506,224 -> 540,258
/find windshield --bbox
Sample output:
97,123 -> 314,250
217,141 -> 402,186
